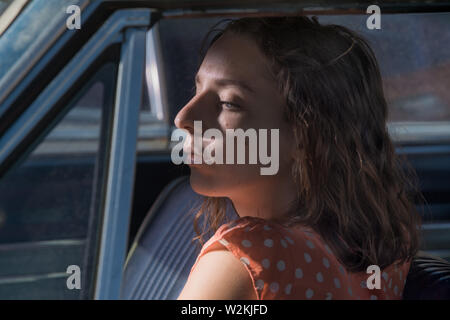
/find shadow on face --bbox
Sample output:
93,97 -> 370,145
174,31 -> 295,199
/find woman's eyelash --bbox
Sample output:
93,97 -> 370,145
189,85 -> 241,110
220,101 -> 241,110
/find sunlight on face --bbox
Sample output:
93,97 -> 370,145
174,32 -> 295,199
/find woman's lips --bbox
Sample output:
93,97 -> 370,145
183,141 -> 203,164
185,150 -> 203,165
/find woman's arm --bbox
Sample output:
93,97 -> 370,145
177,247 -> 258,300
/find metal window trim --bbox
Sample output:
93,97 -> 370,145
0,0 -> 30,37
145,22 -> 170,124
0,9 -> 152,167
94,27 -> 148,300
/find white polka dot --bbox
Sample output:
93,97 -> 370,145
280,239 -> 288,248
269,282 -> 279,293
262,258 -> 270,269
383,286 -> 387,292
295,268 -> 303,279
323,257 -> 330,269
263,225 -> 271,231
338,265 -> 345,275
218,239 -> 229,246
370,295 -> 378,300
324,244 -> 332,254
284,283 -> 292,295
399,271 -> 403,281
264,239 -> 274,248
382,272 -> 388,281
360,280 -> 367,289
306,240 -> 315,249
394,285 -> 398,296
316,272 -> 324,283
285,236 -> 294,244
334,278 -> 341,288
306,288 -> 314,299
277,260 -> 286,271
325,292 -> 333,300
388,278 -> 392,289
348,287 -> 353,296
255,279 -> 264,290
304,252 -> 312,263
240,257 -> 250,265
241,240 -> 252,248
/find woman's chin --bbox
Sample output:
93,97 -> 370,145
188,168 -> 220,197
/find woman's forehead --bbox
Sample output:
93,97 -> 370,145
198,32 -> 275,86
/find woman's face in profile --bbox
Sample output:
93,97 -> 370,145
174,31 -> 295,200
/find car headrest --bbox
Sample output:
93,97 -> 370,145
120,176 -> 237,299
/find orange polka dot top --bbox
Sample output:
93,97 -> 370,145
188,216 -> 411,300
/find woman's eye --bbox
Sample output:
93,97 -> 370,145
220,101 -> 241,110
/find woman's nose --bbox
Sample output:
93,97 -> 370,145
174,95 -> 206,133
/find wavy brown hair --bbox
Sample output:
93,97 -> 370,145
191,16 -> 422,272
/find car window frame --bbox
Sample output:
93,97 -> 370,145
0,8 -> 158,300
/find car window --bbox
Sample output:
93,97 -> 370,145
158,13 -> 450,144
0,62 -> 117,299
0,0 -> 86,102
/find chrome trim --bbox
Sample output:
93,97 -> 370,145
389,122 -> 450,144
94,26 -> 149,300
0,272 -> 68,285
0,239 -> 85,251
145,22 -> 169,124
0,9 -> 151,166
0,0 -> 30,36
422,223 -> 450,230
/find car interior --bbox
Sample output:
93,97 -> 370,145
123,14 -> 450,300
0,1 -> 449,300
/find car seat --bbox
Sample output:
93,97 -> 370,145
120,176 -> 236,299
120,176 -> 450,300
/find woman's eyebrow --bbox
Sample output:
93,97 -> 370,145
195,73 -> 255,94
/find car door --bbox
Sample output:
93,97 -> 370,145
0,1 -> 166,299
122,3 -> 450,300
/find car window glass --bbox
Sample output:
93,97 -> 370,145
158,13 -> 450,144
0,0 -> 84,92
0,62 -> 116,299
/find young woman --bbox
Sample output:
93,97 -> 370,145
175,16 -> 422,300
